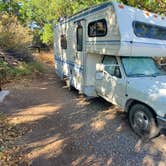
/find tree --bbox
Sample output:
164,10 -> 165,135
120,0 -> 166,15
17,0 -> 109,46
0,13 -> 32,60
0,0 -> 20,15
1,0 -> 166,46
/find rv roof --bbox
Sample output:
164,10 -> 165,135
55,1 -> 166,28
56,1 -> 112,26
67,1 -> 111,20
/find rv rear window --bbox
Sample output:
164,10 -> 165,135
88,19 -> 107,37
133,21 -> 166,40
60,34 -> 67,49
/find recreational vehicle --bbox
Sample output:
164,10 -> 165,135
54,1 -> 166,138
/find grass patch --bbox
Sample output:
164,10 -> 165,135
35,50 -> 54,66
0,60 -> 44,82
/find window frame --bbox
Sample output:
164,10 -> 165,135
60,34 -> 67,49
102,55 -> 122,78
88,19 -> 107,37
133,21 -> 166,40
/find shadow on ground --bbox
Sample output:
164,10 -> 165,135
0,71 -> 165,166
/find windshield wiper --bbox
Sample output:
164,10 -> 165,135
129,73 -> 166,77
129,74 -> 147,77
151,72 -> 166,77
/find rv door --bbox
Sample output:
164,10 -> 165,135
74,20 -> 85,64
73,20 -> 86,91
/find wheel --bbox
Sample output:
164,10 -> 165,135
129,104 -> 159,139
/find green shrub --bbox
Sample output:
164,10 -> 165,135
0,14 -> 33,61
0,60 -> 44,81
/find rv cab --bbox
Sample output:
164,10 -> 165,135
96,56 -> 166,138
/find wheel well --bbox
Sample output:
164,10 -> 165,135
125,99 -> 157,118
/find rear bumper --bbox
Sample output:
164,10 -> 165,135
157,116 -> 166,129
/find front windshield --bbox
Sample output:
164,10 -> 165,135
121,57 -> 166,77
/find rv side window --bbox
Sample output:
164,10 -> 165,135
133,21 -> 166,40
60,34 -> 67,49
88,19 -> 107,37
76,25 -> 83,51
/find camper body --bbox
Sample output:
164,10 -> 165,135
54,1 -> 166,138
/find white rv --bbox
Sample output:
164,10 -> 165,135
54,1 -> 166,138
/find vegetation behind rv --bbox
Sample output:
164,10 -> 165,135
0,0 -> 166,47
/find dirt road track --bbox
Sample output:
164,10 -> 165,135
0,69 -> 166,166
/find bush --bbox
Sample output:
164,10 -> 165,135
0,60 -> 44,83
0,14 -> 33,61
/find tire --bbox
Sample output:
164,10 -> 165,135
129,104 -> 159,139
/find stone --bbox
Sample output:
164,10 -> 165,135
0,90 -> 10,103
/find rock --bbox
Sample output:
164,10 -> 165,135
0,90 -> 10,103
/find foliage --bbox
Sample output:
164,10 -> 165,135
0,0 -> 20,15
41,24 -> 53,45
17,0 -> 108,45
1,0 -> 166,46
0,13 -> 32,60
120,0 -> 166,15
0,60 -> 44,81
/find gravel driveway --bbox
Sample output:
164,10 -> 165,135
0,69 -> 166,166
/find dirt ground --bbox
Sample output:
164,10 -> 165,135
0,67 -> 166,166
